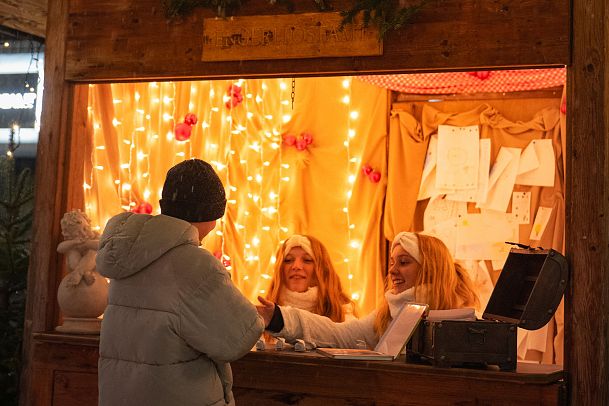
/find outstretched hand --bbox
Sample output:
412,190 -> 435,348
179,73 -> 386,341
256,296 -> 275,328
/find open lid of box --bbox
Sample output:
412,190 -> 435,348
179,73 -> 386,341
482,247 -> 569,330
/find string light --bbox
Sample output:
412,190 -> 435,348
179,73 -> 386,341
84,77 -> 367,307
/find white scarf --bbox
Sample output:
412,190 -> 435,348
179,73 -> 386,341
279,286 -> 318,313
384,285 -> 429,318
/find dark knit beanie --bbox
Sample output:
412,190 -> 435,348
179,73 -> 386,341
159,159 -> 226,222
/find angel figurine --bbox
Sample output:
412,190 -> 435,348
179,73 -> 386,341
56,209 -> 108,333
57,210 -> 100,286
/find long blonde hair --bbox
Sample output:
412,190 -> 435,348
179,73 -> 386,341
266,235 -> 357,322
373,233 -> 479,337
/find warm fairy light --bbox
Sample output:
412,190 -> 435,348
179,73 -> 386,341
351,292 -> 360,300
112,99 -> 123,104
84,77 -> 368,311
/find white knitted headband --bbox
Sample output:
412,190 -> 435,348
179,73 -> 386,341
391,232 -> 421,264
283,234 -> 315,259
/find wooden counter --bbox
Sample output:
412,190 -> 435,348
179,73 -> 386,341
30,332 -> 565,406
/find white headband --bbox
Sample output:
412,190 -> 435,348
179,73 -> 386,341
283,235 -> 315,259
391,232 -> 421,264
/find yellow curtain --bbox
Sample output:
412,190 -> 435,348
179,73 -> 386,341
85,77 -> 388,314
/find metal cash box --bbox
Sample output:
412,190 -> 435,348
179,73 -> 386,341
408,247 -> 569,371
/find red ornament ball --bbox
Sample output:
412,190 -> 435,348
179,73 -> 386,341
184,113 -> 198,126
174,122 -> 192,141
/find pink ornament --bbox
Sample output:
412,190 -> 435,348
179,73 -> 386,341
369,171 -> 381,183
362,164 -> 373,176
174,122 -> 192,141
213,250 -> 223,259
222,258 -> 231,268
184,113 -> 198,126
301,132 -> 313,145
131,202 -> 153,214
295,138 -> 308,151
283,134 -> 297,146
469,71 -> 491,80
138,202 -> 153,214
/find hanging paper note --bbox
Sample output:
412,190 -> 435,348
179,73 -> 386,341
424,195 -> 468,230
476,147 -> 522,213
529,206 -> 553,240
418,135 -> 438,200
436,125 -> 479,190
447,138 -> 491,203
511,191 -> 531,224
424,218 -> 459,256
515,139 -> 555,187
455,212 -> 519,260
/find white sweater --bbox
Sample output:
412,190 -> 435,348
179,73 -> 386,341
276,287 -> 420,349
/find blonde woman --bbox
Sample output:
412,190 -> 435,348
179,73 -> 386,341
257,232 -> 480,349
266,234 -> 357,322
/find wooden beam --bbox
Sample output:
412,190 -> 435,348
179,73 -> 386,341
565,0 -> 609,403
19,0 -> 69,404
63,0 -> 569,82
0,0 -> 47,38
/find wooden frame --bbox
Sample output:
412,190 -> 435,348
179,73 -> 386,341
20,0 -> 609,404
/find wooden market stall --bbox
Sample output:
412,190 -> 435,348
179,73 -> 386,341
19,0 -> 609,405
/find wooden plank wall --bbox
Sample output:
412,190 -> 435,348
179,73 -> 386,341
566,0 -> 609,404
0,0 -> 47,38
64,0 -> 569,81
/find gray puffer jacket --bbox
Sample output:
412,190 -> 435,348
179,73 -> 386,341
96,212 -> 264,406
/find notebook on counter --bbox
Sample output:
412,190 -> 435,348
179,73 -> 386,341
316,303 -> 428,360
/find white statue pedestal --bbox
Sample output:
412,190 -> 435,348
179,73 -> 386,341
56,317 -> 102,334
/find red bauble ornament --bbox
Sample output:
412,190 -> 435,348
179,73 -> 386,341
283,134 -> 297,146
295,138 -> 308,151
174,122 -> 192,141
213,250 -> 223,259
131,202 -> 153,214
369,171 -> 381,183
362,164 -> 373,176
184,113 -> 198,126
301,132 -> 313,145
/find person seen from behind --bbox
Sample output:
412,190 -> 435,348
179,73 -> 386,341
97,158 -> 264,406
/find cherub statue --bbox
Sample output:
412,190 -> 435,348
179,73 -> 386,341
57,209 -> 100,286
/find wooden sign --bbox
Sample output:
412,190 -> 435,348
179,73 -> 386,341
202,12 -> 383,62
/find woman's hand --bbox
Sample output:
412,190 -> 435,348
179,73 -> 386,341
256,296 -> 275,328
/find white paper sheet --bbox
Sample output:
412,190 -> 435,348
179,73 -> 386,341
424,195 -> 468,230
476,147 -> 522,213
511,191 -> 531,224
436,125 -> 480,190
529,206 -> 553,241
455,212 -> 519,260
515,139 -> 555,187
418,135 -> 456,200
447,139 -> 491,203
423,217 -> 459,257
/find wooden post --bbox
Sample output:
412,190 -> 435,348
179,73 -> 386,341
18,0 -> 82,404
566,0 -> 609,403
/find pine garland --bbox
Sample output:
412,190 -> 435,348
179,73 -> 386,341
161,0 -> 428,37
